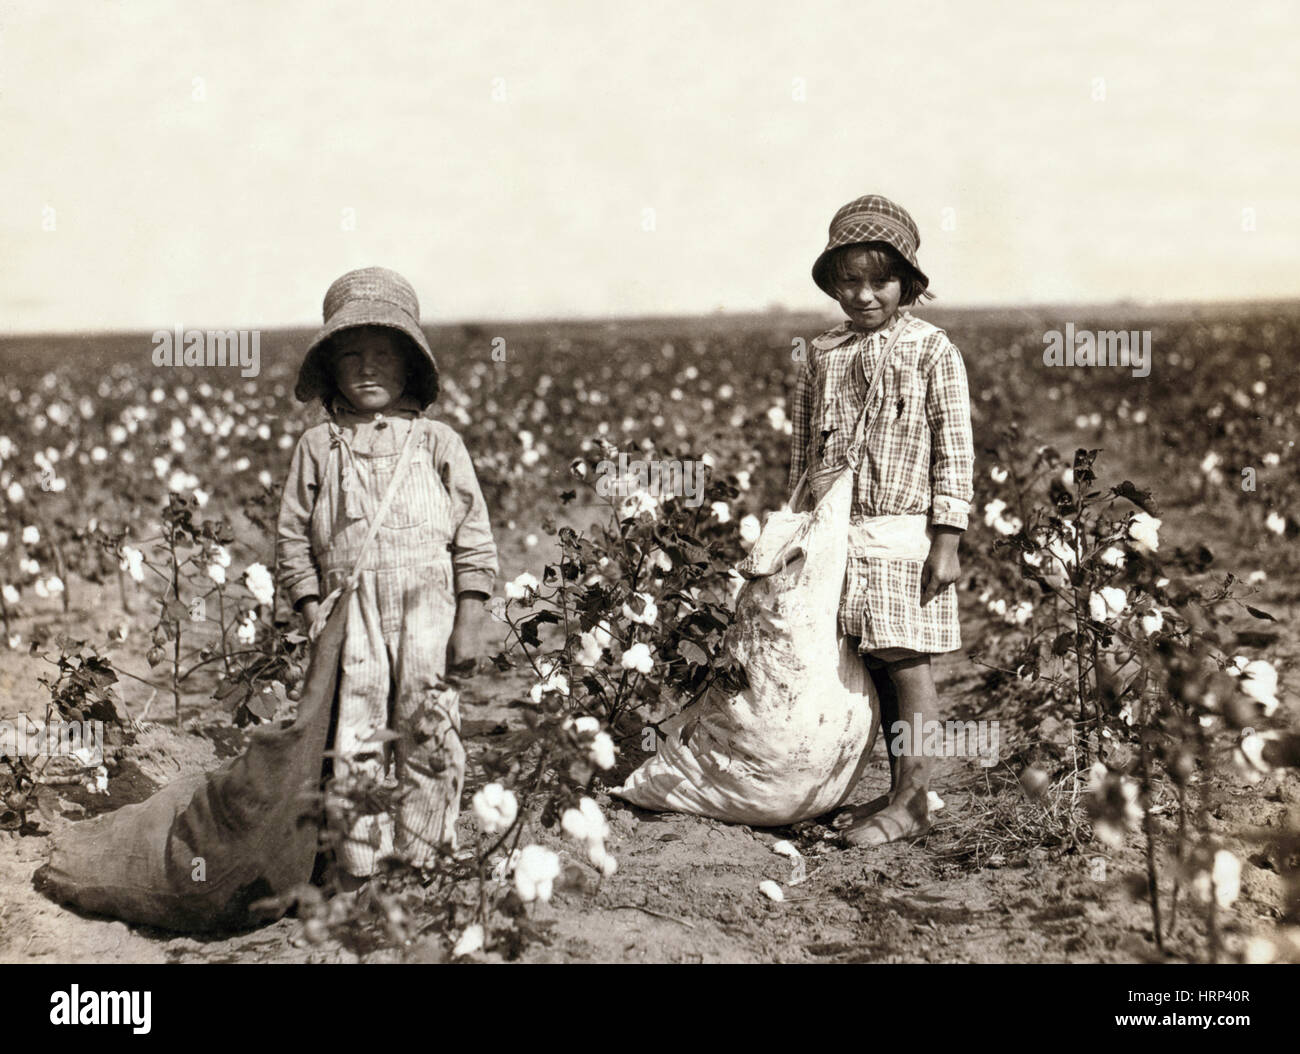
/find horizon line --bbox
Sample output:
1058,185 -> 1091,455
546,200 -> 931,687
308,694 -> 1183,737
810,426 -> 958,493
3,295 -> 1298,340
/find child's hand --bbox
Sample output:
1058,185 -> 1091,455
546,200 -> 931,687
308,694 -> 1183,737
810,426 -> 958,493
920,529 -> 961,605
446,594 -> 486,674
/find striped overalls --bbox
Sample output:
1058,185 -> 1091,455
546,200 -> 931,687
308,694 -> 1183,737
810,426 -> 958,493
310,413 -> 463,875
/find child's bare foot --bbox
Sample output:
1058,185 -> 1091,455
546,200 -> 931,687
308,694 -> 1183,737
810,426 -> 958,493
829,794 -> 890,831
839,787 -> 930,847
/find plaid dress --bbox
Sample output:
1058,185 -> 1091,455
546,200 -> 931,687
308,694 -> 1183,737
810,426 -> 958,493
789,311 -> 974,656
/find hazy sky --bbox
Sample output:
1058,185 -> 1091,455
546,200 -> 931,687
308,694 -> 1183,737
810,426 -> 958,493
2,0 -> 1297,332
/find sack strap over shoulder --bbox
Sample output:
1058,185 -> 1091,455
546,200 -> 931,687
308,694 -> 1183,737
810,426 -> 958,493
844,314 -> 915,472
308,421 -> 422,640
787,314 -> 916,509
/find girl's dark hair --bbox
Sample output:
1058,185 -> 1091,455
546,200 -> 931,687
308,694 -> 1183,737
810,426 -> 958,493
825,242 -> 934,306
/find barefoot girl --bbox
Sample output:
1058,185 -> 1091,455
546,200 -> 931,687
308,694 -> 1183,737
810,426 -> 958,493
277,267 -> 498,885
790,196 -> 974,846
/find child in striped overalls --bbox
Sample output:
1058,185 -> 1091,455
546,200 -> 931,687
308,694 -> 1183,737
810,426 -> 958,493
277,267 -> 498,886
790,197 -> 974,847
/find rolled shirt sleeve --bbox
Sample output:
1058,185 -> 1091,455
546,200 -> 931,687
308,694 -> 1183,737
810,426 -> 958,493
434,424 -> 498,598
788,356 -> 815,496
276,432 -> 324,609
925,340 -> 974,530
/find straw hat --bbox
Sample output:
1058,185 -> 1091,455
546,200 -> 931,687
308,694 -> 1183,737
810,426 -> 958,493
294,267 -> 439,407
811,195 -> 929,295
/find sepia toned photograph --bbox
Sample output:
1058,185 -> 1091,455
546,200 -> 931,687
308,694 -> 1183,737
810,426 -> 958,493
1,0 -> 1297,991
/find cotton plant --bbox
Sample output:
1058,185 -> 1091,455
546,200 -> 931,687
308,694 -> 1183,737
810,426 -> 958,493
966,429 -> 1300,961
444,435 -> 763,957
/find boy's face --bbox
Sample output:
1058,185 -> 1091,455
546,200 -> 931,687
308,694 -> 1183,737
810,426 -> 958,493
329,328 -> 410,412
832,247 -> 902,333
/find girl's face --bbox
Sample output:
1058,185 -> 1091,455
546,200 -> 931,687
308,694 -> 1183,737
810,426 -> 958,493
832,247 -> 903,333
330,328 -> 410,412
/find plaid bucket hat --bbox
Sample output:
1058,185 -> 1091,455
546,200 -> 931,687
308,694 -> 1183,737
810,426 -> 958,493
294,266 -> 439,407
811,195 -> 929,296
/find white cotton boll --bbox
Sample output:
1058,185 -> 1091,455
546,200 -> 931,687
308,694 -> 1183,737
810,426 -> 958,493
739,514 -> 762,548
1191,851 -> 1241,909
1237,659 -> 1280,715
561,806 -> 592,844
1140,609 -> 1164,634
6,482 -> 23,503
1265,511 -> 1286,535
258,470 -> 272,488
1098,546 -> 1126,569
993,515 -> 1021,537
710,501 -> 731,524
2,584 -> 19,605
505,572 -> 539,600
1088,587 -> 1127,622
619,489 -> 658,522
1238,729 -> 1281,774
513,845 -> 560,903
21,525 -> 39,546
1243,937 -> 1278,965
472,782 -> 519,835
758,880 -> 785,902
621,593 -> 658,626
120,546 -> 145,583
589,731 -> 616,770
982,499 -> 1007,527
990,466 -> 1009,483
528,663 -> 569,703
621,642 -> 654,675
575,631 -> 605,667
452,924 -> 484,957
1128,512 -> 1162,554
568,715 -> 600,736
244,563 -> 275,606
